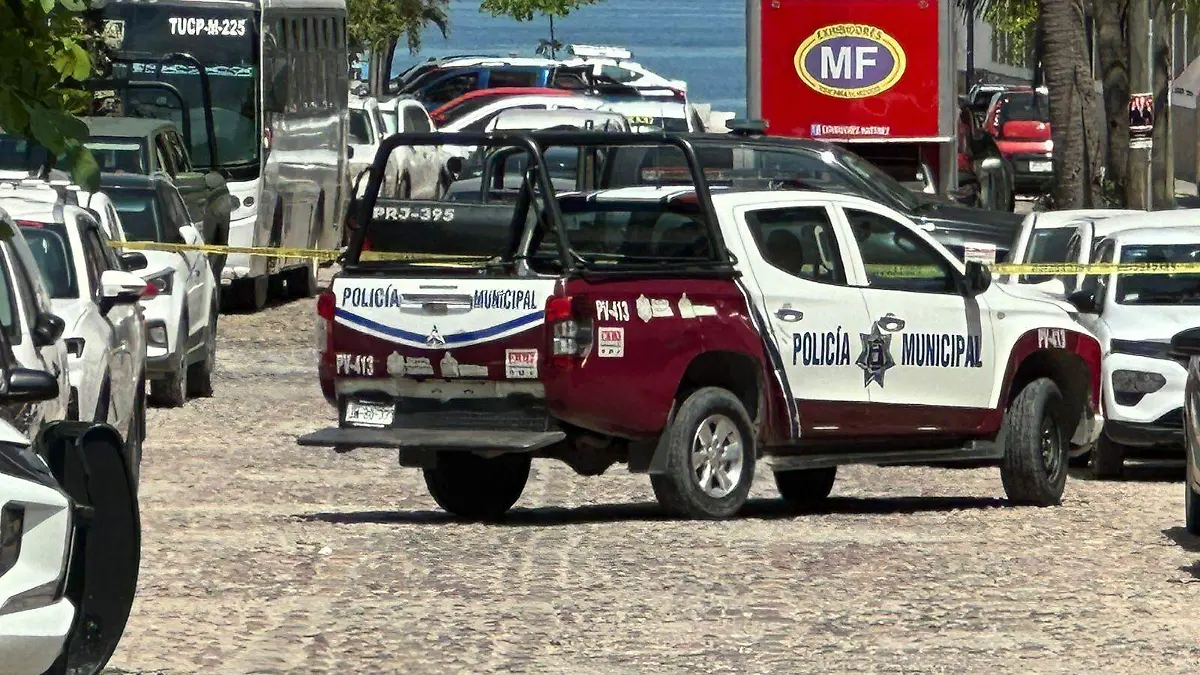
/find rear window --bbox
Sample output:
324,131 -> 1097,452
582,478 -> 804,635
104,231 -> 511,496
18,223 -> 77,299
86,137 -> 148,174
109,189 -> 165,242
1000,93 -> 1050,122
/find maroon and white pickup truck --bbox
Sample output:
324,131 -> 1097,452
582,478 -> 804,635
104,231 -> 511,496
299,132 -> 1104,520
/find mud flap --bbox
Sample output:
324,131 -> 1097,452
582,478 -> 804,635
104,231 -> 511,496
37,420 -> 140,675
647,400 -> 679,476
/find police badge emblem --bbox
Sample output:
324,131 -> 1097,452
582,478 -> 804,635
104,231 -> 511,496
856,323 -> 895,388
425,326 -> 446,347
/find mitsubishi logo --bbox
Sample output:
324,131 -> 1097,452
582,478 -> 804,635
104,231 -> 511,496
425,326 -> 446,347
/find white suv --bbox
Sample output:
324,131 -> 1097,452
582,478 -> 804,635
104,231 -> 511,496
93,173 -> 218,408
1066,225 -> 1200,478
2,196 -> 149,480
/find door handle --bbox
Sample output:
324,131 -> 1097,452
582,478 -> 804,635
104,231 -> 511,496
776,308 -> 804,322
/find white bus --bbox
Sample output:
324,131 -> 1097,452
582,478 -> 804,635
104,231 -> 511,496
99,0 -> 350,310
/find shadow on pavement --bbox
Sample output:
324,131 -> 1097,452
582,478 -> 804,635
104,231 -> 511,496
1068,461 -> 1185,483
1164,526 -> 1200,553
298,495 -> 1008,527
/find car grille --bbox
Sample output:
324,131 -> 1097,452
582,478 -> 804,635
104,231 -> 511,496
392,398 -> 555,432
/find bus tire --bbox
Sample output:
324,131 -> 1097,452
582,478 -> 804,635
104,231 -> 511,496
232,275 -> 268,312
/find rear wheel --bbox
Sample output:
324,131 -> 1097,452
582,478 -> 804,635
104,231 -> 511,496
1187,481 -> 1200,535
423,452 -> 531,521
999,377 -> 1069,506
149,320 -> 188,408
1091,434 -> 1126,480
649,387 -> 756,520
774,466 -> 837,508
187,299 -> 218,398
287,261 -> 319,299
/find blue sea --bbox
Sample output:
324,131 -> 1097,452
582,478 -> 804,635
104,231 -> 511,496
389,0 -> 748,116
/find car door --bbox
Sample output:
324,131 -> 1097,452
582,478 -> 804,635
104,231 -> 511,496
161,131 -> 209,231
732,201 -> 874,435
162,186 -> 206,330
1071,239 -> 1115,340
6,241 -> 67,426
402,104 -> 439,196
83,220 -> 138,426
837,203 -> 999,425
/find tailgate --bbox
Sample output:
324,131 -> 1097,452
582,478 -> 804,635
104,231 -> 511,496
331,276 -> 558,387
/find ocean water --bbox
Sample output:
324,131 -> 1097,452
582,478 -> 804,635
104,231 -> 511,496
390,0 -> 748,115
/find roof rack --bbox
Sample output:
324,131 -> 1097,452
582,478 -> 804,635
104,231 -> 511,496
567,44 -> 634,60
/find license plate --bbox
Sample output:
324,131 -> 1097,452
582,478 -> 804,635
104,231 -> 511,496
1029,161 -> 1053,173
343,400 -> 394,427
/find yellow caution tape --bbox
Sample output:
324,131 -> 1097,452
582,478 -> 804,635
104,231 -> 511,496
105,241 -> 1200,276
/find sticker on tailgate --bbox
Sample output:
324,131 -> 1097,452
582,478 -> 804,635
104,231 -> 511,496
505,349 -> 539,379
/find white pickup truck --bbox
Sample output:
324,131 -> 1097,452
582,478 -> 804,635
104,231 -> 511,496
301,132 -> 1106,520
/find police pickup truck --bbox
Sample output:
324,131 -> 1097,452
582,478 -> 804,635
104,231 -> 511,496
299,132 -> 1104,521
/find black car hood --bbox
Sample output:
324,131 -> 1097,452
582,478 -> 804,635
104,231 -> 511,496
910,199 -> 1024,255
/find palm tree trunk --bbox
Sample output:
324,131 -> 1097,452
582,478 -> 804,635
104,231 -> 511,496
1096,0 -> 1131,204
1039,0 -> 1103,207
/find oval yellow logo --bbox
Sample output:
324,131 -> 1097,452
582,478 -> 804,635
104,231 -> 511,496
794,23 -> 907,100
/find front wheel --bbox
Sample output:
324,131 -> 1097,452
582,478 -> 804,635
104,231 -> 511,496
1090,434 -> 1126,480
999,377 -> 1069,506
649,387 -> 756,520
423,452 -> 531,521
149,320 -> 188,408
187,300 -> 218,398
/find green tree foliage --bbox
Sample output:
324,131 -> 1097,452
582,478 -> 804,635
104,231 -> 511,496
479,0 -> 602,22
347,0 -> 449,57
0,0 -> 100,189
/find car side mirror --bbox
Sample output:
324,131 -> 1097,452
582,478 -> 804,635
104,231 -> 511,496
1066,289 -> 1098,313
32,312 -> 65,347
99,269 -> 150,314
963,260 -> 992,296
446,156 -> 464,180
120,251 -> 148,272
1171,327 -> 1200,359
346,145 -> 355,160
0,367 -> 59,402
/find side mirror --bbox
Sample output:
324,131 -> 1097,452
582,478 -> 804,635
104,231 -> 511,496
120,251 -> 148,272
178,224 -> 202,246
980,157 -> 1004,171
0,367 -> 59,403
204,171 -> 226,190
963,260 -> 992,296
99,269 -> 150,314
1066,289 -> 1099,313
1171,327 -> 1200,359
346,145 -> 355,160
446,156 -> 463,180
32,312 -> 66,347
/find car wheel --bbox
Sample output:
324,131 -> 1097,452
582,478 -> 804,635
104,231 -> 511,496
287,261 -> 319,299
149,320 -> 188,408
649,387 -> 756,520
187,300 -> 218,398
423,452 -> 531,521
1091,434 -> 1126,480
1187,480 -> 1200,535
125,377 -> 145,488
774,466 -> 836,508
999,377 -> 1069,506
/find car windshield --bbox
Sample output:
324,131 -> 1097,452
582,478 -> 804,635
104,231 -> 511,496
99,3 -> 260,170
1115,242 -> 1200,305
1001,92 -> 1050,122
84,137 -> 148,174
1019,227 -> 1076,282
834,148 -> 922,211
349,109 -> 373,145
108,189 -> 165,242
18,223 -> 78,299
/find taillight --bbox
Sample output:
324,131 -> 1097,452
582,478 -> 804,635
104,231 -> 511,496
546,295 -> 592,365
316,290 -> 337,403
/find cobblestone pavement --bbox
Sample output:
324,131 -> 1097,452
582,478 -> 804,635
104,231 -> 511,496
104,290 -> 1200,674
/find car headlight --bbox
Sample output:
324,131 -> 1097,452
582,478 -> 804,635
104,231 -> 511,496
146,271 -> 173,295
1111,369 -> 1167,393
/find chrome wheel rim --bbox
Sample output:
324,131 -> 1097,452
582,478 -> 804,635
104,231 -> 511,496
690,414 -> 745,499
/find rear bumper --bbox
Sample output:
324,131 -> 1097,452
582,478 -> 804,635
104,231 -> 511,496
297,426 -> 566,452
1105,415 -> 1184,449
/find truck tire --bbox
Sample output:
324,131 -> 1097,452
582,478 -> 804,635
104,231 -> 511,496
1187,481 -> 1200,535
149,321 -> 188,408
1090,434 -> 1126,480
423,452 -> 530,521
774,466 -> 836,508
999,377 -> 1069,506
649,387 -> 756,520
187,299 -> 218,398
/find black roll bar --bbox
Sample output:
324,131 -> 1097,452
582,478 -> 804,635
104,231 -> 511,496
155,53 -> 219,169
82,79 -> 193,148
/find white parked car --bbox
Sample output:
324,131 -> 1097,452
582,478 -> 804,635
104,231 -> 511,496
1000,208 -> 1144,287
96,173 -> 218,408
432,92 -> 605,160
1065,225 -> 1200,478
594,96 -> 705,133
561,44 -> 688,93
376,96 -> 445,198
4,198 -> 149,480
0,205 -> 69,439
349,95 -> 403,198
1058,209 -> 1200,295
483,107 -> 631,133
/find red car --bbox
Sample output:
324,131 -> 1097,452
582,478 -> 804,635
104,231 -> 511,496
983,87 -> 1053,194
428,87 -> 578,127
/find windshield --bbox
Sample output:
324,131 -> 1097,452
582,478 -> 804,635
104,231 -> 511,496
0,134 -> 54,173
1115,243 -> 1200,305
19,224 -> 78,299
109,189 -> 165,242
1001,92 -> 1050,122
85,137 -> 148,174
834,148 -> 922,211
100,4 -> 260,170
349,109 -> 373,145
1020,227 -> 1075,283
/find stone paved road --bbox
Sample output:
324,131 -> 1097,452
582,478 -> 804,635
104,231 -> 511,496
104,292 -> 1200,674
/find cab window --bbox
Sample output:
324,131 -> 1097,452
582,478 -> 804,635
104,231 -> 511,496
0,248 -> 20,343
843,208 -> 958,293
402,106 -> 432,133
422,72 -> 480,108
154,135 -> 177,176
7,247 -> 44,340
744,206 -> 846,285
1079,239 -> 1114,308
